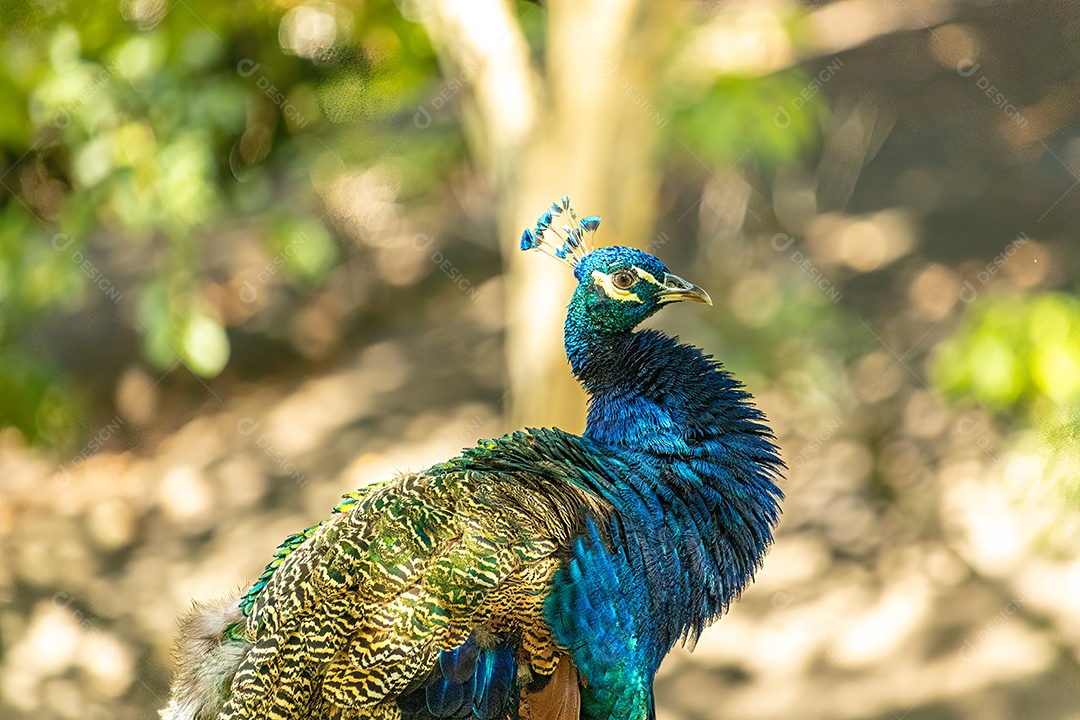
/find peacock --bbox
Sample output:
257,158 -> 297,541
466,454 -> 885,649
162,197 -> 784,720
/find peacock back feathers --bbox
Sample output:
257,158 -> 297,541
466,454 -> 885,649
198,428 -> 611,720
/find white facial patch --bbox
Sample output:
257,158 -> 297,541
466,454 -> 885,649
590,266 -> 663,303
633,266 -> 662,287
591,270 -> 643,303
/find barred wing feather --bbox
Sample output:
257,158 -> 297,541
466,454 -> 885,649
211,431 -> 610,720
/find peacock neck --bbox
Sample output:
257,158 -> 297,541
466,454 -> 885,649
564,308 -> 784,646
565,309 -> 760,451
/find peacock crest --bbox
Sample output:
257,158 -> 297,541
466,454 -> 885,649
519,195 -> 601,269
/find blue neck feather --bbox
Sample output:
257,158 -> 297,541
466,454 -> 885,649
564,302 -> 784,659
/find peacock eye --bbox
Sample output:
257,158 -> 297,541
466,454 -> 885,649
611,270 -> 636,290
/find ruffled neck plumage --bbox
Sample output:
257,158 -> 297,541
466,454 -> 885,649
566,311 -> 785,647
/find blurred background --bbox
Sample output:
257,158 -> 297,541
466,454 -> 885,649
1,0 -> 1079,718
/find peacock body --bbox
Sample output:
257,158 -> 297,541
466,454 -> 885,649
162,198 -> 784,720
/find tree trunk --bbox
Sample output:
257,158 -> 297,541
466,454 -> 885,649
416,0 -> 681,430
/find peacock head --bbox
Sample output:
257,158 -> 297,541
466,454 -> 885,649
520,196 -> 711,334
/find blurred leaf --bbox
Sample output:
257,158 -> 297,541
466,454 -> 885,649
0,349 -> 81,444
671,71 -> 824,168
933,293 -> 1080,414
182,312 -> 230,377
137,280 -> 178,370
270,218 -> 338,284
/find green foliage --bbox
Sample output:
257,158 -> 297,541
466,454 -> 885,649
933,293 -> 1080,412
670,70 -> 825,168
0,350 -> 81,445
934,292 -> 1080,525
0,0 -> 445,444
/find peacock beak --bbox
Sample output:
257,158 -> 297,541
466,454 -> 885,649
658,273 -> 713,306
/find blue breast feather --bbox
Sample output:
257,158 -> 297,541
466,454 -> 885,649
548,330 -> 784,715
545,520 -> 656,720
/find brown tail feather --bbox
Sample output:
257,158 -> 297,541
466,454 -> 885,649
519,657 -> 580,720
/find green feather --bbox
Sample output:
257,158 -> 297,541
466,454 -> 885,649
238,482 -> 390,616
